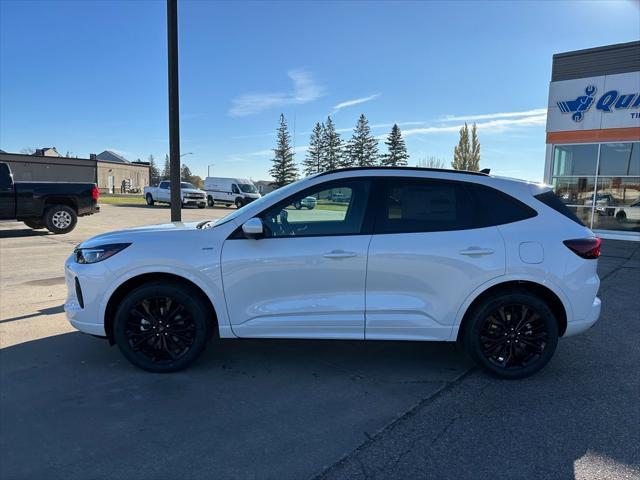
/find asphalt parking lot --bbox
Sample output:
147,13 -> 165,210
1,204 -> 639,480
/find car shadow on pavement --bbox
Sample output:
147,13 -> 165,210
1,332 -> 468,479
0,228 -> 50,238
0,304 -> 64,324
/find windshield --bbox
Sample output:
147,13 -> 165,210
181,182 -> 196,189
239,183 -> 258,194
207,178 -> 305,228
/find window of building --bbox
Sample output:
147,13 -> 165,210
552,144 -> 599,176
551,142 -> 640,233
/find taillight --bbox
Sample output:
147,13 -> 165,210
92,185 -> 100,201
563,237 -> 601,259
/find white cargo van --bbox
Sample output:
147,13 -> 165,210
204,177 -> 261,208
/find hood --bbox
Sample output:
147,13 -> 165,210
182,188 -> 206,195
79,221 -> 202,248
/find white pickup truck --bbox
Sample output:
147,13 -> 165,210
143,181 -> 207,208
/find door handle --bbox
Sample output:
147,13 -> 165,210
323,250 -> 357,259
459,247 -> 495,256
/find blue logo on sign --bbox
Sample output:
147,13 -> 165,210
557,86 -> 596,122
558,86 -> 640,122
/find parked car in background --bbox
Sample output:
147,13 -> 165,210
585,193 -> 617,216
65,167 -> 601,379
614,200 -> 640,223
143,181 -> 206,208
0,162 -> 99,234
293,196 -> 317,209
204,177 -> 261,208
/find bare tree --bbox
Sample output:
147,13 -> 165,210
418,156 -> 446,169
20,147 -> 35,154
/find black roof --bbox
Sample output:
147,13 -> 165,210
317,166 -> 489,177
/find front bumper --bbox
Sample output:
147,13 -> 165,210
64,259 -> 115,336
564,296 -> 601,337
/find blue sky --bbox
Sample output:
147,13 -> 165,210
1,0 -> 639,181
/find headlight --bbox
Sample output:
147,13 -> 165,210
75,243 -> 131,264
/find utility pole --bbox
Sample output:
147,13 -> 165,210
167,0 -> 181,221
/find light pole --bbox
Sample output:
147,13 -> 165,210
180,152 -> 193,158
207,163 -> 214,177
167,0 -> 181,222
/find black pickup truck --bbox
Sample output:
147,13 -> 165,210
0,162 -> 99,234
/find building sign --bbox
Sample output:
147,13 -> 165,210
547,71 -> 640,132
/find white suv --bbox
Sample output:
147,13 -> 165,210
65,168 -> 602,379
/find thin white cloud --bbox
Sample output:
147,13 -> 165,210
440,108 -> 547,122
397,112 -> 547,139
331,94 -> 380,115
229,69 -> 323,117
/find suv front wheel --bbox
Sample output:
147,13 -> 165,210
462,290 -> 559,379
113,282 -> 210,372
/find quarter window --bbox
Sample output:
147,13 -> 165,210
467,184 -> 537,226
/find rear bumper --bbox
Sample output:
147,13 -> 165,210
564,296 -> 601,337
78,202 -> 100,217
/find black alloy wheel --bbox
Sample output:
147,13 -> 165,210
462,291 -> 558,379
114,282 -> 209,372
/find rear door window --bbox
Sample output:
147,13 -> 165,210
375,179 -> 475,233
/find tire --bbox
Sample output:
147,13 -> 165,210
23,219 -> 45,229
293,201 -> 302,210
616,211 -> 626,223
207,196 -> 214,207
235,198 -> 243,209
44,205 -> 77,234
461,290 -> 558,379
146,194 -> 154,206
113,282 -> 210,372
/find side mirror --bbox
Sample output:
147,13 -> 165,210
242,217 -> 264,238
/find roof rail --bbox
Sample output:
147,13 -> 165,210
316,166 -> 489,177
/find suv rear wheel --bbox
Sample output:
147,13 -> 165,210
113,282 -> 210,372
44,205 -> 77,234
462,290 -> 558,379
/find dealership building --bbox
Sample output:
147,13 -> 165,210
544,41 -> 639,240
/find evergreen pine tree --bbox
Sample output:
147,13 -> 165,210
148,154 -> 161,185
469,123 -> 481,172
162,154 -> 171,180
381,124 -> 409,167
346,114 -> 379,167
269,113 -> 298,188
321,116 -> 344,171
302,122 -> 325,176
